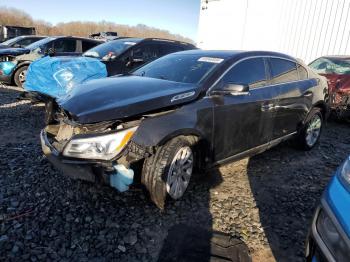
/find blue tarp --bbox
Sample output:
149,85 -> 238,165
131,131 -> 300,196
24,56 -> 107,98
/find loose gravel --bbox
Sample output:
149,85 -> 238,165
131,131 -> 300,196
1,85 -> 349,261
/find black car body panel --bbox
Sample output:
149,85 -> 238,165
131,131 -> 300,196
59,76 -> 199,124
41,50 -> 329,199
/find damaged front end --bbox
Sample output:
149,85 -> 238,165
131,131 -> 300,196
41,106 -> 150,192
327,75 -> 350,120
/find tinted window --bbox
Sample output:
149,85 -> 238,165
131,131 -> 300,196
270,58 -> 298,84
54,39 -> 77,52
159,44 -> 184,56
82,40 -> 99,52
297,64 -> 308,80
133,53 -> 223,84
222,58 -> 267,88
16,38 -> 40,47
132,43 -> 160,61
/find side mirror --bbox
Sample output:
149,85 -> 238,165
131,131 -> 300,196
212,83 -> 249,95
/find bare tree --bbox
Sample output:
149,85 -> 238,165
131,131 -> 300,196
0,7 -> 194,43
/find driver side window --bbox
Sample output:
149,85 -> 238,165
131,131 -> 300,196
222,58 -> 267,89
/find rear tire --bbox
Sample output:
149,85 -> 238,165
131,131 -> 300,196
141,136 -> 198,209
14,66 -> 28,88
295,108 -> 323,150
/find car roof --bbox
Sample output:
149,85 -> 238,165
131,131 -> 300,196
173,49 -> 297,61
50,36 -> 101,42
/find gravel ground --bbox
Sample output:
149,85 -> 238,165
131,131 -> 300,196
0,85 -> 350,261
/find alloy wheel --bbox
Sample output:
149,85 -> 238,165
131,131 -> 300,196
19,69 -> 27,84
166,146 -> 193,199
305,115 -> 322,147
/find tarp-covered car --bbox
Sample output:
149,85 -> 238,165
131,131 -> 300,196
25,56 -> 107,99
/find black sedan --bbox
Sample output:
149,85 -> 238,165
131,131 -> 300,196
40,50 -> 329,209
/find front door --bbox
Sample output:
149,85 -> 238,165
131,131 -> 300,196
212,57 -> 277,162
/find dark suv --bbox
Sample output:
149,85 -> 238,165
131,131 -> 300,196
83,37 -> 196,76
40,50 -> 328,209
0,36 -> 101,87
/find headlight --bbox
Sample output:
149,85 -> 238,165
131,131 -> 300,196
316,209 -> 349,261
63,126 -> 137,160
339,156 -> 350,188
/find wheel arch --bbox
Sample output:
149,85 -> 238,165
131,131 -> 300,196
11,61 -> 31,83
312,100 -> 329,121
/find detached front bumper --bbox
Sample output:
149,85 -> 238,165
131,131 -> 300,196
40,129 -> 99,183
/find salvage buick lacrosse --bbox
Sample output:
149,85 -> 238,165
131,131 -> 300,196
41,50 -> 328,208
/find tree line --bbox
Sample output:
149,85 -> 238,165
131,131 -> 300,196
0,7 -> 193,43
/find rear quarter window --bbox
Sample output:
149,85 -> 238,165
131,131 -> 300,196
82,41 -> 99,52
269,58 -> 298,84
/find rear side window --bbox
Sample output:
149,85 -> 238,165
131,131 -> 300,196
132,43 -> 161,61
159,44 -> 184,56
82,41 -> 99,52
222,58 -> 267,89
269,58 -> 298,84
54,39 -> 77,52
297,64 -> 308,80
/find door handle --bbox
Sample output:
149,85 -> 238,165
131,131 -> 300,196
261,103 -> 275,111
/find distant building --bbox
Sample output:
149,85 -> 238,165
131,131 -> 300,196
197,0 -> 350,62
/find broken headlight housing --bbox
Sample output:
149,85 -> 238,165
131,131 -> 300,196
63,126 -> 137,160
339,156 -> 350,191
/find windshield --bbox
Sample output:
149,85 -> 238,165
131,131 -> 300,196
1,36 -> 24,46
83,38 -> 141,60
132,53 -> 224,84
26,37 -> 55,50
309,57 -> 350,75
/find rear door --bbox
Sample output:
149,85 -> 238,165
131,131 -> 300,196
267,58 -> 311,139
212,57 -> 277,161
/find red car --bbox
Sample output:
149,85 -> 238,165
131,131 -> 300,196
309,56 -> 350,120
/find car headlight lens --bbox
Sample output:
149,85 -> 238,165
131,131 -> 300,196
317,209 -> 349,261
339,156 -> 350,188
63,126 -> 137,160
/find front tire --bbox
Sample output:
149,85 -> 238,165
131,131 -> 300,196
14,66 -> 28,88
141,136 -> 197,209
296,108 -> 323,150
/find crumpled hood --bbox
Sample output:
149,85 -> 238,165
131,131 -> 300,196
59,76 -> 199,124
0,47 -> 29,56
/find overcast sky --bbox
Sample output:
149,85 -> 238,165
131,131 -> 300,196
0,0 -> 201,40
